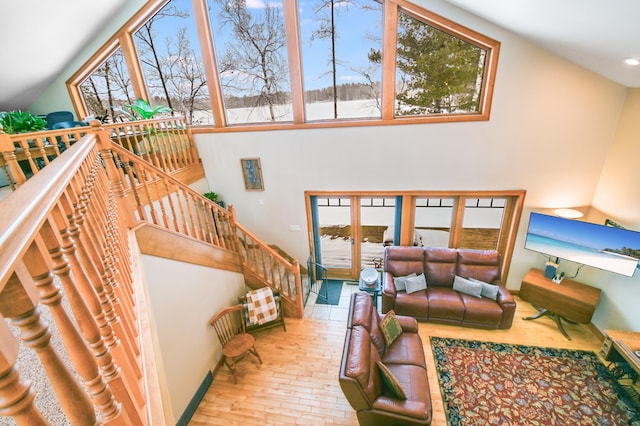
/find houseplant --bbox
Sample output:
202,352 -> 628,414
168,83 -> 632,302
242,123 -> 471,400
204,191 -> 226,208
0,111 -> 46,134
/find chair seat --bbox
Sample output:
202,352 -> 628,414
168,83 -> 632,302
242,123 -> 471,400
222,333 -> 255,358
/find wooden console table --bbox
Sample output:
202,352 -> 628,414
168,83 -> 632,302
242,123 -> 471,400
601,330 -> 640,378
519,268 -> 601,340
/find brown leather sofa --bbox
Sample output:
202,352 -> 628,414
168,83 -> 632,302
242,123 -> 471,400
382,246 -> 516,329
339,293 -> 432,425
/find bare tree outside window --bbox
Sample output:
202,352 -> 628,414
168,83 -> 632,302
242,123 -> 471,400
79,49 -> 134,123
302,0 -> 382,120
209,0 -> 291,123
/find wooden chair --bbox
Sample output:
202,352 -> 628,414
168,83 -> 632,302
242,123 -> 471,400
210,304 -> 262,383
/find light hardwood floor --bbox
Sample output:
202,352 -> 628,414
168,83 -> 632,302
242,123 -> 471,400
189,293 -> 604,426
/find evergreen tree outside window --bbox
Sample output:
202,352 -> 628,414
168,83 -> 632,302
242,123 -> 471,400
395,10 -> 487,116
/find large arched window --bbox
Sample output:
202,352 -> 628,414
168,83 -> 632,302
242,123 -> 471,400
68,0 -> 499,130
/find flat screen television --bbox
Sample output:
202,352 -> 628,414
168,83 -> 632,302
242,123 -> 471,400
524,212 -> 640,277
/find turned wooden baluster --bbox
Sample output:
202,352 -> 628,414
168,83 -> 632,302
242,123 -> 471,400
38,218 -> 126,424
0,265 -> 96,425
68,178 -> 143,384
0,132 -> 26,188
0,316 -> 48,425
53,199 -> 142,425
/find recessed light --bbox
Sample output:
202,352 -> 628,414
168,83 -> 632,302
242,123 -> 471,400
624,58 -> 640,66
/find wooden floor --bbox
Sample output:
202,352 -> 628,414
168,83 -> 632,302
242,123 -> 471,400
189,295 -> 605,425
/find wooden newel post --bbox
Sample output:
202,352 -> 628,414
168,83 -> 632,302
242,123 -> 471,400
228,204 -> 242,252
0,131 -> 26,188
91,121 -> 136,229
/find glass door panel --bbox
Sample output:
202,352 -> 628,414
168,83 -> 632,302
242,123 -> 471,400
360,197 -> 397,269
414,198 -> 454,247
316,197 -> 353,277
460,198 -> 506,250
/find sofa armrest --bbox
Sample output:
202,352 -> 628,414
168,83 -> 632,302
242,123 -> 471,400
381,272 -> 397,314
396,315 -> 419,333
496,286 -> 516,329
372,397 -> 430,420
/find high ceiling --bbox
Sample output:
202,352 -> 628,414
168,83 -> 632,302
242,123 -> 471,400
0,0 -> 638,112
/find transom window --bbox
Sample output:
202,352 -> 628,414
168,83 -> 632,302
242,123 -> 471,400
68,0 -> 500,130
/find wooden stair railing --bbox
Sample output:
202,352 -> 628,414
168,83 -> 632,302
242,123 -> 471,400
228,207 -> 304,318
0,129 -> 163,424
0,116 -> 203,191
106,142 -> 304,317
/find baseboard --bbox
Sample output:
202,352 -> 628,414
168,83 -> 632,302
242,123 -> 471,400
176,371 -> 213,426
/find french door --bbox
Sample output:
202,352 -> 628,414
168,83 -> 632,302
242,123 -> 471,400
308,195 -> 400,279
306,190 -> 526,282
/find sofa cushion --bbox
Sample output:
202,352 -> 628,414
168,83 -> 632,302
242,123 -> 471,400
377,361 -> 407,400
457,249 -> 501,283
373,364 -> 432,422
382,332 -> 427,367
393,273 -> 416,291
344,326 -> 382,406
426,287 -> 465,322
453,275 -> 482,298
395,290 -> 429,318
349,293 -> 387,357
424,248 -> 457,287
460,294 -> 504,326
405,273 -> 428,294
469,277 -> 500,300
380,310 -> 403,347
384,246 -> 425,277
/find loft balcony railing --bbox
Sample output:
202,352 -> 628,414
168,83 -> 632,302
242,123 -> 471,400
0,116 -> 202,190
0,121 -> 303,424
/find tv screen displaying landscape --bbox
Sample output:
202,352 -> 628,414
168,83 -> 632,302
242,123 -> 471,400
525,212 -> 640,277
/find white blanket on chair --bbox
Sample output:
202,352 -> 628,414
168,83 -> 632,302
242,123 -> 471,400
246,287 -> 278,325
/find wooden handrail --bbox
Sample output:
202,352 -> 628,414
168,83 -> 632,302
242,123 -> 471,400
0,117 -> 304,423
0,130 -> 161,424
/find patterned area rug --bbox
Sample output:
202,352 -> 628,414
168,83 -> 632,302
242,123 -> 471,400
431,337 -> 640,426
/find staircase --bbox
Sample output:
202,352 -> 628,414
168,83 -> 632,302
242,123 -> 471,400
0,118 -> 304,424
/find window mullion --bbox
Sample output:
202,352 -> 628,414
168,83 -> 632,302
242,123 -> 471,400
192,0 -> 227,127
283,0 -> 305,124
119,33 -> 148,102
381,1 -> 398,121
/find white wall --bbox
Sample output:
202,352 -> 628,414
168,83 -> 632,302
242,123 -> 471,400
141,254 -> 246,422
195,1 -> 626,282
586,88 -> 640,331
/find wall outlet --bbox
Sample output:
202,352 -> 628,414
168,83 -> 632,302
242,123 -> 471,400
289,225 -> 301,231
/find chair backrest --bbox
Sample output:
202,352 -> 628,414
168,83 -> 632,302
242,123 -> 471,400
51,121 -> 88,130
210,304 -> 246,346
46,111 -> 74,129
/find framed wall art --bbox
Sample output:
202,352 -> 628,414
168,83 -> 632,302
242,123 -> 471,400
240,158 -> 264,191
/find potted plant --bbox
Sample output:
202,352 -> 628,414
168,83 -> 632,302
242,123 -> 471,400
0,111 -> 46,134
204,191 -> 226,208
114,99 -> 173,156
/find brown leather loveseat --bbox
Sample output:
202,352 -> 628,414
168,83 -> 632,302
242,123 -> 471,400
339,292 -> 432,425
382,246 -> 516,329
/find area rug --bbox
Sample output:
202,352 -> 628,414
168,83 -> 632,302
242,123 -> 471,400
431,337 -> 640,426
314,280 -> 344,305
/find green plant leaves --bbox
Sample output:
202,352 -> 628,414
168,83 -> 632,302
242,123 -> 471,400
124,98 -> 172,120
0,111 -> 47,134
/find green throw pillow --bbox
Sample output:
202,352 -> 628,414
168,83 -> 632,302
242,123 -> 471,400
379,310 -> 403,347
377,361 -> 407,400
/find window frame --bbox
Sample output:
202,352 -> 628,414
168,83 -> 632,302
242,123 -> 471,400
67,0 -> 500,132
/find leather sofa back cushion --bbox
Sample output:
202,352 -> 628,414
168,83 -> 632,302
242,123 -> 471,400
457,249 -> 501,283
384,246 -> 425,277
346,326 -> 382,403
424,248 -> 457,287
350,293 -> 386,356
